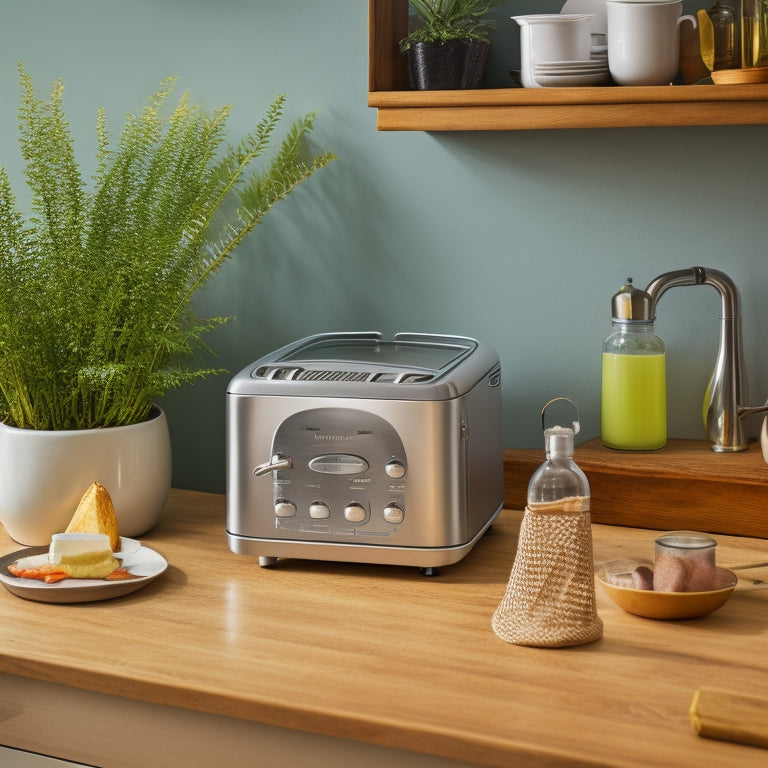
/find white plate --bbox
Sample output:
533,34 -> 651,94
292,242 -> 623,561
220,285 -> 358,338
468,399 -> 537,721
0,538 -> 167,603
535,66 -> 609,76
534,70 -> 611,86
535,60 -> 608,70
536,72 -> 609,80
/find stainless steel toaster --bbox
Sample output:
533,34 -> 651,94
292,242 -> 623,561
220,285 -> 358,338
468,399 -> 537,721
225,332 -> 503,573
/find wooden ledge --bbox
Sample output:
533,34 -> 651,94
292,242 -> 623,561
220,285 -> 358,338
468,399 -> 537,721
504,437 -> 768,539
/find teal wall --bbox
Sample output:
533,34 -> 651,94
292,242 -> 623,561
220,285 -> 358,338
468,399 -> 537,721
2,0 -> 766,493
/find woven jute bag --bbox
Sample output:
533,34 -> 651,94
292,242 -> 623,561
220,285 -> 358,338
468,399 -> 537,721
492,496 -> 603,648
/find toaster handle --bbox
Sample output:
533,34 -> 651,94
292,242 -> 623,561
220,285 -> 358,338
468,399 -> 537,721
253,453 -> 294,477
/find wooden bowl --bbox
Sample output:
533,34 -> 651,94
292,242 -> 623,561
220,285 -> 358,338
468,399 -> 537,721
711,67 -> 768,85
596,560 -> 737,620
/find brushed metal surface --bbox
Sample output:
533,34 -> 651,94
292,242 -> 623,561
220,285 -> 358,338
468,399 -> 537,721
225,333 -> 502,569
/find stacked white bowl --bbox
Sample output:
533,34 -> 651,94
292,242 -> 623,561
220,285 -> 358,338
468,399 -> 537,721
512,8 -> 610,88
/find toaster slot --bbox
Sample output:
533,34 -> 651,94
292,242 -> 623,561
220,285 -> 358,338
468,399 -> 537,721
254,366 -> 303,380
296,370 -> 370,382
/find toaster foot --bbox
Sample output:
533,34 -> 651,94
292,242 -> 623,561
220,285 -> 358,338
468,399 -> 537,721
420,567 -> 440,577
258,556 -> 278,567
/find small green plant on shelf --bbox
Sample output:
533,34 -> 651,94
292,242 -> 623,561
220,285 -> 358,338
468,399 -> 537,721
399,0 -> 503,52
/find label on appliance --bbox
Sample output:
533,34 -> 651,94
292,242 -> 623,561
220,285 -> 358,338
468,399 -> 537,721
308,454 -> 369,475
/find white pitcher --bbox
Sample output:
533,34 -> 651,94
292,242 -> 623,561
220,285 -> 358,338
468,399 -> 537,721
607,1 -> 697,86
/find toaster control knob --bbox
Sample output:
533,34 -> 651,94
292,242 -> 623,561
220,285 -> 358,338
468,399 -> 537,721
385,460 -> 406,479
274,500 -> 297,518
344,503 -> 367,523
383,503 -> 404,524
309,502 -> 330,519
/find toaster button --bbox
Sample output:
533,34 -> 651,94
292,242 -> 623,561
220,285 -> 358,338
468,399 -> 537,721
385,460 -> 406,479
344,503 -> 367,523
383,504 -> 404,524
274,500 -> 297,518
309,502 -> 330,519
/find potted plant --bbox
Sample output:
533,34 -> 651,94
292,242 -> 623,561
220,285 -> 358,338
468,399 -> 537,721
0,65 -> 335,544
399,0 -> 503,90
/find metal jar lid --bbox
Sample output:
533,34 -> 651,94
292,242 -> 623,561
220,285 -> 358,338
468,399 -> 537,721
611,278 -> 652,321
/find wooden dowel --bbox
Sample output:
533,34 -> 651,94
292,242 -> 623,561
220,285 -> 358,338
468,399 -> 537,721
690,687 -> 768,749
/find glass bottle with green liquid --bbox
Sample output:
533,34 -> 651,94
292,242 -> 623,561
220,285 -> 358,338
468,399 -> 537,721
601,279 -> 667,450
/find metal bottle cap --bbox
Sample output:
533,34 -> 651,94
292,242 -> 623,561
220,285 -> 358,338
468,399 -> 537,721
541,397 -> 580,459
611,278 -> 653,321
545,426 -> 574,460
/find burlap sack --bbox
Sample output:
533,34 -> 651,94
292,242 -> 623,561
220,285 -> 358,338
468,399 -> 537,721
492,496 -> 603,648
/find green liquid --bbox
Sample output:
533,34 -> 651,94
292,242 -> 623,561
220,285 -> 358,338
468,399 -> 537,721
601,353 -> 666,450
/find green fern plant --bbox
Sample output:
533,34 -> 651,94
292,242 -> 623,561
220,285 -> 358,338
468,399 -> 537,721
0,65 -> 335,430
399,0 -> 503,51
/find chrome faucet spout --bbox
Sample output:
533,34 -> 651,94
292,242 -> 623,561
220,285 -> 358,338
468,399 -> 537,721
644,266 -> 748,453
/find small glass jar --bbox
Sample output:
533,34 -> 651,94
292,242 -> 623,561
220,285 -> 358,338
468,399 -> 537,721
741,0 -> 768,68
709,1 -> 739,70
654,531 -> 717,592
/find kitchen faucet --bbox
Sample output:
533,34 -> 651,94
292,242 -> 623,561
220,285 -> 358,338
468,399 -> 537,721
644,266 -> 768,453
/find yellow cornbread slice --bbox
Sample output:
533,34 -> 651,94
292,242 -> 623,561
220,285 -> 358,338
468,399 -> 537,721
66,482 -> 120,552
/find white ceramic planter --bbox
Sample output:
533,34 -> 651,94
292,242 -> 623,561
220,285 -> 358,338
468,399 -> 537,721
0,406 -> 172,545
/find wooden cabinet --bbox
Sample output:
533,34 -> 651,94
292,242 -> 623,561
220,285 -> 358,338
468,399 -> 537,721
368,0 -> 768,130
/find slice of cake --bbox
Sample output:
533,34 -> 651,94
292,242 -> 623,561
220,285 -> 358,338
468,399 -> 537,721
65,482 -> 120,552
48,533 -> 119,579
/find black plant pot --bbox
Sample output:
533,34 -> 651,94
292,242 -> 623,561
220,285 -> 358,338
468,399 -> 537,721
407,39 -> 490,90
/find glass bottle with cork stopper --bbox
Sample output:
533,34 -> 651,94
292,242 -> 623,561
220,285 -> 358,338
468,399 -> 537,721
601,278 -> 667,451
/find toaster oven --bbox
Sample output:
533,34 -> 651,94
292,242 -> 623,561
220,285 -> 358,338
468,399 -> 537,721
226,332 -> 503,573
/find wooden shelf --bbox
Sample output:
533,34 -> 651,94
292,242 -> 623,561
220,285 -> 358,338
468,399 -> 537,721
504,437 -> 768,539
369,84 -> 768,130
368,0 -> 768,131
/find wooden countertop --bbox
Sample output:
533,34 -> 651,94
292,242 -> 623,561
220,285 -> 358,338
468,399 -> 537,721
1,489 -> 768,767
